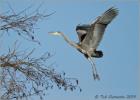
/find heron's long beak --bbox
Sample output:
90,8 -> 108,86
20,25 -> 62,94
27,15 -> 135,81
48,31 -> 61,36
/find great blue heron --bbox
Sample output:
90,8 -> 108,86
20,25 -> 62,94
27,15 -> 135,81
49,7 -> 119,80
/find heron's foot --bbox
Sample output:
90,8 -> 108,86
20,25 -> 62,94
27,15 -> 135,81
93,73 -> 96,80
95,74 -> 100,80
93,73 -> 100,80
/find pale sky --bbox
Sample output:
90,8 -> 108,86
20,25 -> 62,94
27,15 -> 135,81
0,0 -> 139,100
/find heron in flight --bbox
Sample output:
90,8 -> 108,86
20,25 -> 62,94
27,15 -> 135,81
49,7 -> 119,80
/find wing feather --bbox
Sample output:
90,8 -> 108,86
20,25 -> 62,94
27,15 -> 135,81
81,7 -> 118,51
76,24 -> 90,42
95,7 -> 119,25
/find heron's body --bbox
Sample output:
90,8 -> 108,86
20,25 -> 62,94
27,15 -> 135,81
50,7 -> 119,80
76,24 -> 104,58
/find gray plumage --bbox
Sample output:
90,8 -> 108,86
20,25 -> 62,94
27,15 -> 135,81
50,7 -> 119,80
76,7 -> 118,56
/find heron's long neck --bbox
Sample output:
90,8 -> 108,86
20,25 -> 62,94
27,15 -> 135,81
61,33 -> 79,49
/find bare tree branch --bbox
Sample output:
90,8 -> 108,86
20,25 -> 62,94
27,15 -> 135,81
0,5 -> 81,100
0,6 -> 54,44
0,46 -> 81,100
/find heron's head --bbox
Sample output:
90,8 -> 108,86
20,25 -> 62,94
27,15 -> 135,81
48,31 -> 63,36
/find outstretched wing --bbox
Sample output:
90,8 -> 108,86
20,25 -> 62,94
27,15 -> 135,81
81,7 -> 119,50
76,24 -> 90,42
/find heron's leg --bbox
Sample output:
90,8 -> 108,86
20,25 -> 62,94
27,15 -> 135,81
87,57 -> 100,80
